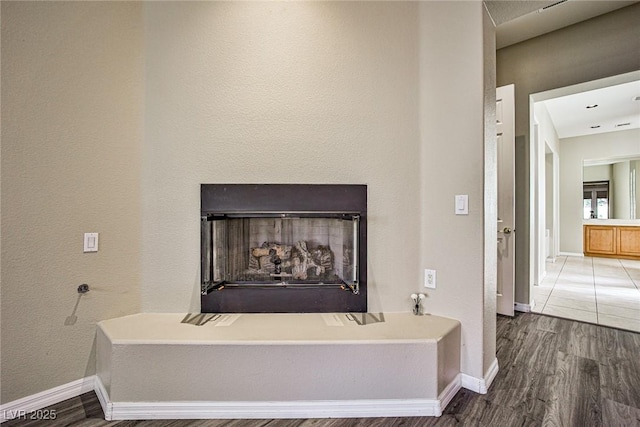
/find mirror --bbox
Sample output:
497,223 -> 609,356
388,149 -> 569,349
583,157 -> 640,219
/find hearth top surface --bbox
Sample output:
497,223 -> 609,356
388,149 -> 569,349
98,312 -> 460,345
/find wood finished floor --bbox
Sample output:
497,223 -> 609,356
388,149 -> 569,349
4,313 -> 640,426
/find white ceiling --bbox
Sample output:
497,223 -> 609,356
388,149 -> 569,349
541,80 -> 640,139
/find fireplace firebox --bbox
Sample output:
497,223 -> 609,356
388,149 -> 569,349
201,184 -> 367,313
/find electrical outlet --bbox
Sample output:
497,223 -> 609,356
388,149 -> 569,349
424,269 -> 436,289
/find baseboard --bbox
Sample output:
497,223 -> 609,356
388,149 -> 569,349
484,357 -> 500,391
558,252 -> 584,257
514,302 -> 532,313
94,375 -> 113,420
95,374 -> 459,420
3,372 -> 462,421
0,376 -> 95,422
436,373 -> 462,415
110,399 -> 444,420
461,358 -> 499,394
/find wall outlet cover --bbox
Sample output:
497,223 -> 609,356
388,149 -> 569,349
424,269 -> 436,289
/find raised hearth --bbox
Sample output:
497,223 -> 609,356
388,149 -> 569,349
96,312 -> 461,420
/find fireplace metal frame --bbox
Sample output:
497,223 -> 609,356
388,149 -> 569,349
200,184 -> 367,313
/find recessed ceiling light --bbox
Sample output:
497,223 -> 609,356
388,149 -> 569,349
586,104 -> 598,109
590,125 -> 601,129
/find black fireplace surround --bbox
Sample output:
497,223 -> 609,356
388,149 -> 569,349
201,184 -> 367,313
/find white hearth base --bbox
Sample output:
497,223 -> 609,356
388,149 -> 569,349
96,312 -> 461,420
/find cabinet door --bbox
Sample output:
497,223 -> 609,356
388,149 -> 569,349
584,225 -> 616,255
617,227 -> 640,257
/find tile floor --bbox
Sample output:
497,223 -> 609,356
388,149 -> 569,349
532,255 -> 640,333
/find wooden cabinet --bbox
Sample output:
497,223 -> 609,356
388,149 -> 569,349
583,225 -> 616,256
617,226 -> 640,258
584,225 -> 640,260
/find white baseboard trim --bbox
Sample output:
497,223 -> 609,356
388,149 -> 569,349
95,375 -> 460,420
0,376 -> 95,422
3,373 -> 462,422
558,252 -> 584,257
109,399 -> 443,420
514,302 -> 532,313
94,375 -> 113,420
484,357 -> 500,391
461,358 -> 499,394
437,373 -> 462,415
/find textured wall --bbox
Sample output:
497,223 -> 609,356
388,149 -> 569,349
418,1 -> 491,379
2,1 -> 494,404
141,1 -> 422,313
1,2 -> 143,403
142,0 -> 492,380
497,3 -> 640,304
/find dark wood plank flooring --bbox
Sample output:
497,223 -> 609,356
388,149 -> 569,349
4,313 -> 640,426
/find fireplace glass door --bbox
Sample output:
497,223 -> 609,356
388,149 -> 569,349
200,184 -> 366,313
202,213 -> 359,295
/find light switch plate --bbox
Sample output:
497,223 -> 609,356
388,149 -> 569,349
83,232 -> 99,252
455,195 -> 469,215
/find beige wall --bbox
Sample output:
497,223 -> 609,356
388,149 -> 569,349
414,2 -> 495,377
2,1 -> 494,404
417,1 -> 495,379
583,165 -> 613,182
613,161 -> 632,220
143,0 -> 493,379
610,161 -> 640,219
1,2 -> 144,403
497,3 -> 640,304
141,1 -> 423,314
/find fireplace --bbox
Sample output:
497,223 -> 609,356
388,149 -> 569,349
201,184 -> 367,313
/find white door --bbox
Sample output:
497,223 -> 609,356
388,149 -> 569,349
497,84 -> 515,316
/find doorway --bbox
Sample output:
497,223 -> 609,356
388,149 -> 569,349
528,71 -> 640,319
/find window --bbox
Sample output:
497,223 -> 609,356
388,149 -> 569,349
583,181 -> 609,219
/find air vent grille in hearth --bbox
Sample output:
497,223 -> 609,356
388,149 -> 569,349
539,0 -> 568,12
